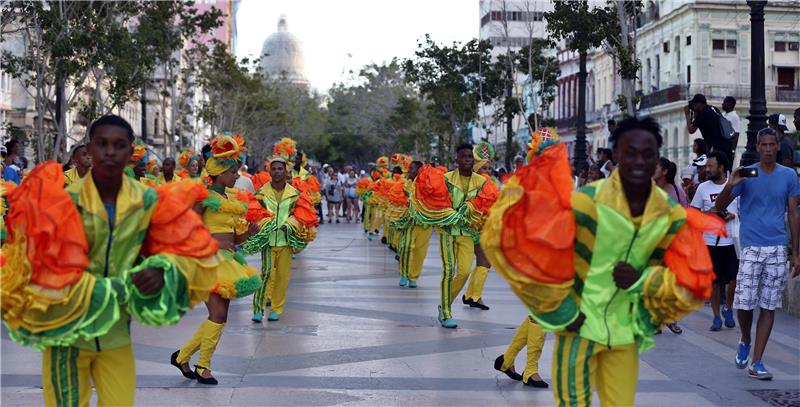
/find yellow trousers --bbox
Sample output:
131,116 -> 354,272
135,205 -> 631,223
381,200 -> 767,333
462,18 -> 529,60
253,246 -> 294,315
369,207 -> 383,234
176,319 -> 225,370
43,344 -> 135,407
362,204 -> 371,231
438,233 -> 475,320
399,225 -> 431,280
501,317 -> 545,382
552,334 -> 638,407
464,265 -> 489,301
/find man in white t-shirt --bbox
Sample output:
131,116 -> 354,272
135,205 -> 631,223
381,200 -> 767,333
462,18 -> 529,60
722,96 -> 741,161
690,151 -> 739,332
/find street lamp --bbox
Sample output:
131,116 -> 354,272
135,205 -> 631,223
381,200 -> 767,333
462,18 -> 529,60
742,0 -> 768,166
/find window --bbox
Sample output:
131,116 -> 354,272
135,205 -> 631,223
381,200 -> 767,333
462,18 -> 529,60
687,65 -> 691,83
686,35 -> 691,45
789,42 -> 800,51
663,42 -> 670,53
713,39 -> 737,55
775,41 -> 786,52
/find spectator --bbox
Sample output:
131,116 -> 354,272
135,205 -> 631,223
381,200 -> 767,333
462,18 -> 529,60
323,166 -> 343,223
344,168 -> 359,223
606,119 -> 617,149
681,168 -> 696,199
513,155 -> 525,172
714,127 -> 800,380
768,114 -> 793,167
2,139 -> 21,184
655,157 -> 689,207
234,161 -> 256,193
338,166 -> 349,217
690,151 -> 739,332
685,93 -> 734,165
587,164 -> 602,184
722,96 -> 741,151
687,154 -> 708,200
598,148 -> 615,178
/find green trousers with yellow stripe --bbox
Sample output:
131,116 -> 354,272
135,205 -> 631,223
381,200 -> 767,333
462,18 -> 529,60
438,233 -> 475,320
42,344 -> 135,407
552,334 -> 638,407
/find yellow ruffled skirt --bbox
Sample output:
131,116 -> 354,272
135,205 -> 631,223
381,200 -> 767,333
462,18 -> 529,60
211,249 -> 261,299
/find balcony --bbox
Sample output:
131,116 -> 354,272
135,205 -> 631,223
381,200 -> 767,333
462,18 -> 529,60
639,84 -> 800,110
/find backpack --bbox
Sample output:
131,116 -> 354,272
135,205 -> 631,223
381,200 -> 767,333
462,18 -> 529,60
712,106 -> 736,141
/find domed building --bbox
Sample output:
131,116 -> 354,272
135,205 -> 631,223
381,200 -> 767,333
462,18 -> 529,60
260,15 -> 308,86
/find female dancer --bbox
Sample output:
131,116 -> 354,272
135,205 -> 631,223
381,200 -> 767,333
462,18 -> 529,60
172,135 -> 263,385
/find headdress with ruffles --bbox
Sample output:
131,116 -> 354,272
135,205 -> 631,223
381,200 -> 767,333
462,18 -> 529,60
205,135 -> 242,176
146,159 -> 160,175
270,137 -> 297,170
473,142 -> 495,172
177,149 -> 200,170
129,138 -> 147,167
376,156 -> 389,170
526,127 -> 559,162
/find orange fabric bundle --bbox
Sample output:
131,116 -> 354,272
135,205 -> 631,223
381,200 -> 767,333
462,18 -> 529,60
663,208 -> 726,300
356,177 -> 370,189
292,176 -> 309,194
388,180 -> 409,207
470,175 -> 499,216
236,189 -> 273,223
142,183 -> 219,258
414,164 -> 451,210
252,172 -> 271,191
5,162 -> 89,289
501,143 -> 576,284
294,191 -> 319,227
306,175 -> 320,192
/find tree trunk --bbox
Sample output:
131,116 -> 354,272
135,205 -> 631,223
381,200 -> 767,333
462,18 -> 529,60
52,75 -> 67,161
141,83 -> 148,143
615,1 -> 635,116
574,51 -> 588,173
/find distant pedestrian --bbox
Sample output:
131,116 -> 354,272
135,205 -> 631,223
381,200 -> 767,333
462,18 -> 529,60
721,96 -> 741,152
714,127 -> 800,380
768,113 -> 794,167
685,93 -> 734,165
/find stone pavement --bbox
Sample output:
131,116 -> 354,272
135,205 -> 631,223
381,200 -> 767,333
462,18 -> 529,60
2,222 -> 799,406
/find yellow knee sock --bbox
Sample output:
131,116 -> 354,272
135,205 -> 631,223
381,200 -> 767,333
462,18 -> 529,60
466,266 -> 489,301
177,320 -> 213,364
197,321 -> 225,370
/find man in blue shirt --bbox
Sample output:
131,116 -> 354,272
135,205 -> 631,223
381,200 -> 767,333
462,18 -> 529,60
2,140 -> 21,184
715,127 -> 800,381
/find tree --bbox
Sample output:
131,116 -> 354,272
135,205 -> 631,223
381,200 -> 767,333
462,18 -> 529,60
545,1 -> 612,172
1,1 -> 221,160
403,35 -> 501,166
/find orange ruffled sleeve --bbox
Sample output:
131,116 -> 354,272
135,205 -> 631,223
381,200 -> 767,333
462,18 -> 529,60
252,172 -> 272,191
388,180 -> 409,207
306,175 -> 320,192
236,189 -> 273,224
5,162 -> 88,289
470,174 -> 500,216
142,182 -> 219,258
293,191 -> 319,228
663,208 -> 726,300
413,165 -> 451,210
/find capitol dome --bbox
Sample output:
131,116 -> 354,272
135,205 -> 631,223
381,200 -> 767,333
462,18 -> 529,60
260,15 -> 308,86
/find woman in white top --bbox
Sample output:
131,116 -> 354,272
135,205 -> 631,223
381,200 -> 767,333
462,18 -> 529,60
323,167 -> 343,223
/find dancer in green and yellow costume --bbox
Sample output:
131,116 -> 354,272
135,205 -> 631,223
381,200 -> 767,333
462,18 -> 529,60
1,115 -> 219,406
157,157 -> 182,184
247,138 -> 319,322
410,143 -> 497,329
177,148 -> 204,184
63,144 -> 91,186
393,159 -> 429,288
482,119 -> 724,406
173,135 -> 268,385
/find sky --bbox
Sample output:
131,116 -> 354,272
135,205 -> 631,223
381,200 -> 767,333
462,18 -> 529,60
235,0 -> 479,93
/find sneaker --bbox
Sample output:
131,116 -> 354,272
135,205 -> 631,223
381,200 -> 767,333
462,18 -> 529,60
408,280 -> 417,288
722,307 -> 736,328
748,360 -> 773,380
251,312 -> 263,323
710,316 -> 722,331
267,311 -> 280,321
367,233 -> 373,241
735,341 -> 751,369
399,276 -> 409,287
437,306 -> 457,328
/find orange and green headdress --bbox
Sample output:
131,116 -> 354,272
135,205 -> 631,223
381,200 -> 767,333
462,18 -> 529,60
272,137 -> 297,169
146,159 -> 160,175
376,156 -> 389,170
128,138 -> 147,167
526,127 -> 559,163
473,142 -> 495,172
178,149 -> 200,169
205,135 -> 242,176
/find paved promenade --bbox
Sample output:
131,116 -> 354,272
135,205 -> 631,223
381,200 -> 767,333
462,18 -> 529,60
3,222 -> 799,406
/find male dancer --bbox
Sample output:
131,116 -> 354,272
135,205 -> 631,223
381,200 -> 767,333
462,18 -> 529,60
2,115 -> 218,406
397,161 -> 430,288
483,117 -> 723,405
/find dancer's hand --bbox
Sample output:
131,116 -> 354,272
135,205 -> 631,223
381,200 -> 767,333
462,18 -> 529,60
613,262 -> 640,289
565,312 -> 585,332
131,268 -> 165,294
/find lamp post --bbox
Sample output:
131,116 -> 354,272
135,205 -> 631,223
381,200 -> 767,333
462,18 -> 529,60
742,0 -> 768,166
574,51 -> 588,173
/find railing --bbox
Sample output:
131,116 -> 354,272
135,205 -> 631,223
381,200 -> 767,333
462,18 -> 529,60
638,83 -> 800,110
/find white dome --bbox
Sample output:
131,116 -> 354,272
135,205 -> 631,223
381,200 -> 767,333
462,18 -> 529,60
260,16 -> 307,85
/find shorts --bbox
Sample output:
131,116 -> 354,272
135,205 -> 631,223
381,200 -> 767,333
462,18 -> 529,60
708,245 -> 738,285
733,246 -> 788,311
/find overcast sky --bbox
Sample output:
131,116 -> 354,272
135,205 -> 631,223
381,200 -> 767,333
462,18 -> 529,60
235,0 -> 478,92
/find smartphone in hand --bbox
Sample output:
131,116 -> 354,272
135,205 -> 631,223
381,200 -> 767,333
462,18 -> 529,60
740,168 -> 758,178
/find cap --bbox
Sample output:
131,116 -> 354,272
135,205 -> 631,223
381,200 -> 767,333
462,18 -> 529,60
692,154 -> 708,167
768,113 -> 789,132
690,94 -> 707,105
681,167 -> 693,180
